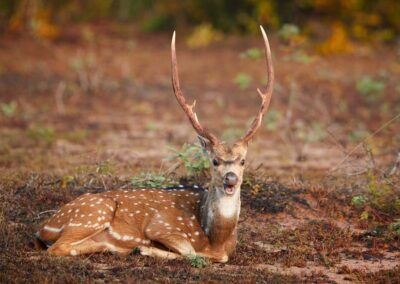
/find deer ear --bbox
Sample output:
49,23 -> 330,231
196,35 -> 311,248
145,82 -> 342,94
198,135 -> 212,154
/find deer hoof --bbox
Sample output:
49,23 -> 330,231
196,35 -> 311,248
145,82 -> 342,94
138,246 -> 151,256
217,255 -> 229,263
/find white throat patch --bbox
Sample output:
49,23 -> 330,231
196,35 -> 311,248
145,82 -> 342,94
217,190 -> 240,218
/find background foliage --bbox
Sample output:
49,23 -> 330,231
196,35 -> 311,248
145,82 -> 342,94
1,0 -> 399,43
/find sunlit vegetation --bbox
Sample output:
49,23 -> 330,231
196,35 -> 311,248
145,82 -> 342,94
187,254 -> 207,268
240,48 -> 262,59
233,73 -> 252,90
356,76 -> 385,103
131,172 -> 171,188
0,101 -> 17,118
1,0 -> 399,46
166,143 -> 210,176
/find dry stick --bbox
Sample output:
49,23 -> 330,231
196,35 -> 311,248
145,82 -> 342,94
389,152 -> 400,176
325,128 -> 347,155
281,81 -> 304,160
329,112 -> 400,173
35,210 -> 57,219
55,81 -> 66,114
364,143 -> 376,170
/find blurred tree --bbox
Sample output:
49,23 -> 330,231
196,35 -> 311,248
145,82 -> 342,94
1,0 -> 399,43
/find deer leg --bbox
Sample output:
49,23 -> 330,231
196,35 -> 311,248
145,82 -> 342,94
51,239 -> 131,256
143,233 -> 228,262
138,246 -> 182,260
145,229 -> 196,258
48,229 -> 131,256
196,251 -> 229,263
47,226 -> 128,256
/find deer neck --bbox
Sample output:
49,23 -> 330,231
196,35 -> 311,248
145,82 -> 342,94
199,183 -> 241,247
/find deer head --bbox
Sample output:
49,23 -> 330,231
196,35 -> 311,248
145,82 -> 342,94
171,26 -> 274,199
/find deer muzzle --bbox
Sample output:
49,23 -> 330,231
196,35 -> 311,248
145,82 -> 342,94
223,172 -> 238,195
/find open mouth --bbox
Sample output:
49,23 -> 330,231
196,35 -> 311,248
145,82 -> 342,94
223,184 -> 236,195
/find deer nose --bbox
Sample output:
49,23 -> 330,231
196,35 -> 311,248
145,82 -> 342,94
224,172 -> 238,186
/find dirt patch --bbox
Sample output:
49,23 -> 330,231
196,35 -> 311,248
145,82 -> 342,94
1,173 -> 399,283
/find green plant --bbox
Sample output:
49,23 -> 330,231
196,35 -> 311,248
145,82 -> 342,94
220,128 -> 243,141
291,51 -> 313,64
234,73 -> 252,90
0,101 -> 17,118
264,109 -> 281,131
278,23 -> 300,42
351,195 -> 367,206
142,15 -> 173,32
145,123 -> 158,131
166,143 -> 209,175
283,51 -> 313,64
360,210 -> 369,220
389,219 -> 400,235
351,170 -> 400,224
187,254 -> 207,268
131,172 -> 170,188
61,130 -> 89,143
26,126 -> 55,143
186,24 -> 223,48
240,47 -> 262,59
305,122 -> 327,143
96,161 -> 112,175
348,124 -> 369,142
356,76 -> 385,102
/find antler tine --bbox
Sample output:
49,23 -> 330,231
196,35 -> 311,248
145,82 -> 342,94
171,31 -> 219,144
239,26 -> 274,143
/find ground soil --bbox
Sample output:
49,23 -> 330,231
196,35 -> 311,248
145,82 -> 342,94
0,25 -> 399,283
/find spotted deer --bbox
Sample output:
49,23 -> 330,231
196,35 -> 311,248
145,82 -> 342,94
34,26 -> 274,263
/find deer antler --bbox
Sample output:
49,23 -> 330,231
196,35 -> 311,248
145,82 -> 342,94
171,31 -> 219,145
239,26 -> 274,143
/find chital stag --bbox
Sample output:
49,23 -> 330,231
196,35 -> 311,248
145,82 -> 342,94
34,26 -> 274,263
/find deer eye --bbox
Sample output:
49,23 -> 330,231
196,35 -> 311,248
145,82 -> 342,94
240,159 -> 245,166
212,159 -> 219,166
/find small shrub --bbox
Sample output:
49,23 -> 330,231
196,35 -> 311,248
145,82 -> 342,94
0,101 -> 17,118
278,23 -> 300,43
283,51 -> 314,64
187,254 -> 207,268
389,219 -> 400,235
365,170 -> 399,214
234,73 -> 252,90
61,130 -> 89,143
292,120 -> 326,143
264,108 -> 281,131
142,15 -> 173,32
166,143 -> 209,175
186,24 -> 222,48
348,124 -> 369,142
221,128 -> 243,141
96,161 -> 113,175
352,195 -> 367,206
131,172 -> 170,188
240,48 -> 262,59
305,122 -> 326,143
360,210 -> 369,220
356,76 -> 385,102
351,170 -> 400,223
316,23 -> 353,55
26,126 -> 55,143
